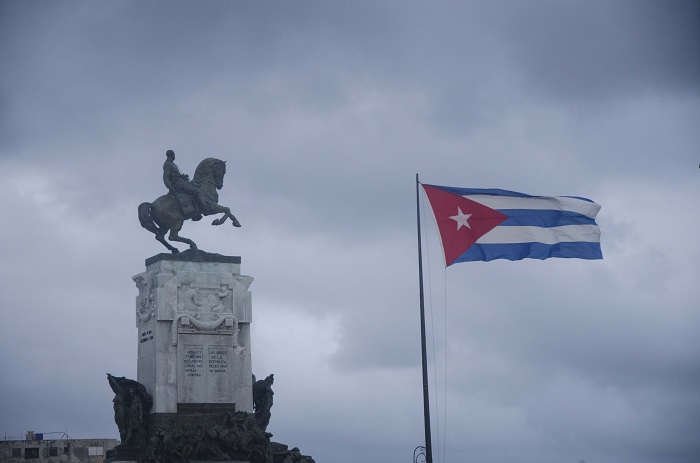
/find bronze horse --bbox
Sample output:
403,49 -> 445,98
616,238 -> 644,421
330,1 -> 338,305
138,158 -> 240,253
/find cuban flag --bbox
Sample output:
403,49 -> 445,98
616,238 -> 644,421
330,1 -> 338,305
422,184 -> 602,266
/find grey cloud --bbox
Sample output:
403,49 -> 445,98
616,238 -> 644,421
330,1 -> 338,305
503,0 -> 700,102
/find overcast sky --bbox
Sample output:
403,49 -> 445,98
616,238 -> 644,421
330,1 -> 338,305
1,1 -> 699,462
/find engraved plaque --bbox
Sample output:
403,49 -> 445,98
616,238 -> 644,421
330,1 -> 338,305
208,346 -> 231,402
177,334 -> 234,404
183,345 -> 204,378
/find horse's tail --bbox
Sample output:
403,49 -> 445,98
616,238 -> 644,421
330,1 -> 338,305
138,202 -> 159,235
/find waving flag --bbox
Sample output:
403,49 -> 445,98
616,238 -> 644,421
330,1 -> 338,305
422,184 -> 602,266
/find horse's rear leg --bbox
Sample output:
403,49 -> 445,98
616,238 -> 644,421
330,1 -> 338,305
140,202 -> 180,253
168,221 -> 198,250
156,230 -> 179,254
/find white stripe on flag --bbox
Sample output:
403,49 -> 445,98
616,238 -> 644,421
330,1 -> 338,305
476,224 -> 601,245
464,195 -> 601,219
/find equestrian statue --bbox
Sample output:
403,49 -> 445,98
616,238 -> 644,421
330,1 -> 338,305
138,150 -> 240,253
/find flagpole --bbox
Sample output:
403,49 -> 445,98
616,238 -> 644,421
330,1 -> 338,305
416,174 -> 433,463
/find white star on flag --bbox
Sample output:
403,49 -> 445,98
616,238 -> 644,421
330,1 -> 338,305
450,207 -> 472,230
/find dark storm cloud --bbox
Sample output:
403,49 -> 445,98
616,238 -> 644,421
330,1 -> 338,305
504,0 -> 700,102
4,0 -> 695,217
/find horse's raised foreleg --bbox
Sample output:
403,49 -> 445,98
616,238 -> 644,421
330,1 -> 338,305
168,220 -> 198,250
210,205 -> 241,227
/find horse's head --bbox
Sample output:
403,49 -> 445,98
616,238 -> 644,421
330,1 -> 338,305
193,158 -> 226,190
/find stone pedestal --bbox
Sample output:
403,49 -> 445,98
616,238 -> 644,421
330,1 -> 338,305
106,250 -> 314,463
133,251 -> 254,415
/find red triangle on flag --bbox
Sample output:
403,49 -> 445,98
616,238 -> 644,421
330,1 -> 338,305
423,184 -> 508,266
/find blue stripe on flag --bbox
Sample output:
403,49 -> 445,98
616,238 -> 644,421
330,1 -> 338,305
428,184 -> 599,204
499,209 -> 598,227
454,241 -> 603,263
431,185 -> 534,198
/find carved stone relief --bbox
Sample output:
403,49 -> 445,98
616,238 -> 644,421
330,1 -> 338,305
134,275 -> 155,324
168,281 -> 241,350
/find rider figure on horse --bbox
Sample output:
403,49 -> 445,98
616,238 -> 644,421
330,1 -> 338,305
163,150 -> 206,221
140,152 -> 240,253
